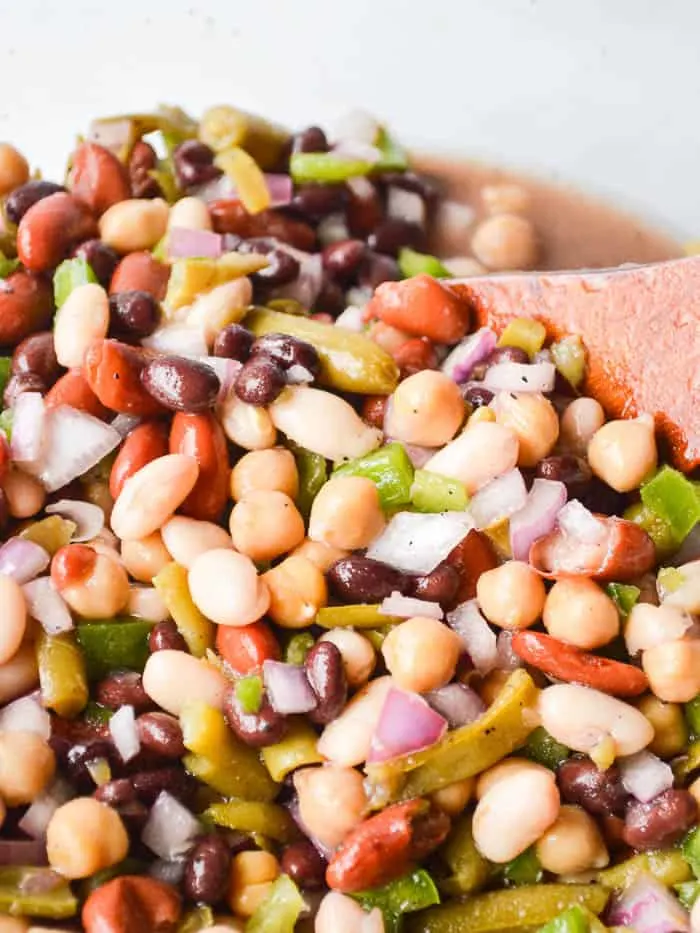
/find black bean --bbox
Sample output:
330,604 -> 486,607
5,180 -> 66,225
409,563 -> 461,608
358,251 -> 401,289
224,690 -> 287,748
346,180 -> 383,237
173,140 -> 221,189
280,841 -> 326,889
3,372 -> 46,408
623,789 -> 697,851
328,556 -> 409,603
136,712 -> 186,759
463,385 -> 495,408
132,767 -> 196,805
11,331 -> 61,386
234,356 -> 286,406
290,184 -> 346,221
0,490 -> 9,536
557,757 -> 628,817
305,641 -> 347,725
250,248 -> 300,288
536,454 -> 592,493
578,478 -> 629,518
251,333 -> 321,378
109,290 -> 159,339
292,126 -> 329,153
149,621 -> 188,654
141,356 -> 220,412
94,777 -> 136,807
367,218 -> 426,257
95,672 -> 153,712
315,279 -> 346,316
128,140 -> 161,199
71,239 -> 120,289
213,324 -> 255,362
322,239 -> 366,283
65,740 -> 118,787
183,834 -> 231,904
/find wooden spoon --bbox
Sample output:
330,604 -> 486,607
448,255 -> 700,472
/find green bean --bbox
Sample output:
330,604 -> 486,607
205,800 -> 298,842
37,630 -> 88,718
0,866 -> 78,918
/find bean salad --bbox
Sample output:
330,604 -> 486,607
0,104 -> 695,933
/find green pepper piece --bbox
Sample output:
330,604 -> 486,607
522,727 -> 570,770
245,874 -> 305,933
75,619 -> 153,680
53,256 -> 98,308
316,604 -> 402,629
406,883 -> 608,933
0,253 -> 20,279
20,515 -> 77,555
0,866 -> 78,918
284,632 -> 315,666
686,697 -> 700,739
674,740 -> 700,782
235,675 -> 263,715
0,357 -> 11,402
83,701 -> 113,726
205,800 -> 297,843
244,307 -> 399,395
498,318 -> 547,359
605,583 -> 641,617
353,869 -> 440,933
503,847 -> 543,887
80,857 -> 146,896
411,469 -> 469,513
374,126 -> 409,172
683,827 -> 700,877
366,669 -> 539,805
261,718 -> 323,781
91,107 -> 198,161
398,248 -> 451,279
537,905 -> 589,933
153,562 -> 214,657
290,152 -> 375,185
0,408 -> 11,440
550,335 -> 586,388
597,850 -> 692,890
334,443 -> 414,510
439,813 -> 493,896
178,906 -> 215,933
675,880 -> 700,909
624,501 -> 680,557
37,630 -> 89,718
641,466 -> 700,543
291,445 -> 327,520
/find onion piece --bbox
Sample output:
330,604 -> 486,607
387,187 -> 425,226
367,688 -> 447,763
366,511 -> 474,575
148,857 -> 187,886
619,751 -> 674,803
0,692 -> 50,738
496,630 -> 522,671
11,392 -> 46,463
271,252 -> 323,309
22,577 -> 73,635
286,364 -> 315,385
426,684 -> 485,728
510,479 -> 568,562
0,840 -> 48,866
607,873 -> 689,932
167,227 -> 222,260
436,200 -> 476,243
88,118 -> 133,155
483,362 -> 556,394
263,661 -> 317,715
556,500 -> 607,544
109,705 -> 140,763
0,537 -> 50,584
664,561 -> 700,615
198,356 -> 242,397
19,778 -> 73,840
142,791 -> 201,860
333,110 -> 380,145
142,323 -> 209,358
332,140 -> 381,163
380,591 -> 443,621
110,414 -> 141,438
45,500 -> 105,543
441,328 -> 498,384
469,469 -> 528,530
446,599 -> 498,674
265,174 -> 293,207
345,286 -> 374,309
23,406 -> 122,493
334,305 -> 366,333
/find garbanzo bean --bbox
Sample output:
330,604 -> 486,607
470,213 -> 539,271
381,616 -> 462,693
229,490 -> 305,562
543,577 -> 619,649
0,143 -> 29,196
587,415 -> 658,493
230,448 -> 299,501
494,392 -> 559,467
46,797 -> 129,879
320,629 -> 376,688
121,531 -> 172,583
228,851 -> 280,918
0,574 -> 27,665
294,765 -> 367,849
535,804 -> 609,874
384,370 -> 465,447
99,198 -> 169,253
430,777 -> 475,816
476,561 -> 546,630
3,469 -> 46,519
308,476 -> 385,550
0,730 -> 55,805
262,555 -> 327,629
636,695 -> 688,759
57,548 -> 130,619
642,639 -> 700,703
560,397 -> 606,454
167,195 -> 212,231
292,538 -> 349,572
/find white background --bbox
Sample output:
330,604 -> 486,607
0,0 -> 697,238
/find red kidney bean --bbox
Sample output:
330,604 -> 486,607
149,620 -> 189,654
409,563 -> 461,608
280,840 -> 326,889
109,290 -> 159,339
94,777 -> 137,807
5,180 -> 66,225
328,556 -> 409,603
213,324 -> 254,362
210,198 -> 316,251
623,789 -> 697,851
109,420 -> 169,499
12,331 -> 62,385
292,126 -> 329,153
173,140 -> 221,189
305,641 -> 347,725
251,332 -> 321,378
393,337 -> 439,378
141,356 -> 220,413
557,757 -> 628,817
17,192 -> 97,272
234,356 -> 286,406
131,766 -> 196,806
136,712 -> 186,759
72,238 -> 121,288
446,529 -> 500,603
346,180 -> 383,237
128,140 -> 161,199
95,672 -> 153,711
82,875 -> 182,933
169,411 -> 229,522
290,183 -> 346,221
84,339 -> 166,416
70,142 -> 131,216
358,251 -> 400,289
3,372 -> 45,408
44,369 -> 111,420
0,271 -> 54,345
362,395 -> 387,429
250,248 -> 300,288
463,385 -> 495,408
368,218 -> 426,257
223,688 -> 287,748
183,834 -> 231,904
109,252 -> 170,302
322,239 -> 367,283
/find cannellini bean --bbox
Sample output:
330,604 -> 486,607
624,602 -> 693,656
127,586 -> 169,622
110,454 -> 200,540
189,549 -> 269,627
220,393 -> 277,450
269,386 -> 382,461
3,469 -> 46,519
99,198 -> 169,253
53,283 -> 110,369
186,278 -> 252,348
318,676 -> 393,767
142,649 -> 228,715
642,639 -> 700,703
472,767 -> 560,862
560,397 -> 606,455
423,421 -> 519,494
315,892 -> 384,933
308,476 -> 385,550
587,415 -> 657,493
0,575 -> 27,664
161,515 -> 233,569
475,758 -> 555,800
294,765 -> 367,849
168,196 -> 212,231
538,684 -> 654,757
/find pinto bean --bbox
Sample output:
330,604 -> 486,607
169,412 -> 230,522
70,142 -> 131,216
84,339 -> 166,416
17,192 -> 97,272
0,271 -> 54,344
44,369 -> 110,420
109,252 -> 170,301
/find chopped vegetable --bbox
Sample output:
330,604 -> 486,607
53,256 -> 97,308
411,469 -> 469,513
536,905 -> 589,933
290,151 -> 376,184
375,126 -> 409,171
550,335 -> 586,387
177,906 -> 216,933
641,466 -> 700,543
334,442 -> 415,510
75,619 -> 153,680
353,869 -> 441,933
398,248 -> 451,279
215,146 -> 271,214
503,848 -> 543,887
683,827 -> 700,878
235,675 -> 263,714
0,866 -> 78,918
153,562 -> 214,657
165,253 -> 268,311
205,800 -> 297,842
0,357 -> 11,402
686,697 -> 700,739
316,603 -> 402,629
37,630 -> 89,718
522,727 -> 570,770
498,318 -> 546,358
284,632 -> 315,666
291,445 -> 328,520
0,252 -> 20,279
245,874 -> 305,933
198,104 -> 289,169
598,850 -> 692,890
261,718 -> 323,781
439,813 -> 493,896
625,501 -> 680,557
606,582 -> 641,616
676,880 -> 700,909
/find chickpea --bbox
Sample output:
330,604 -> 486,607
560,397 -> 606,455
320,629 -> 376,688
0,731 -> 55,805
476,561 -> 546,630
220,394 -> 277,450
543,578 -> 619,649
384,370 -> 465,447
316,892 -> 382,933
308,476 -> 385,550
3,469 -> 46,519
292,538 -> 349,572
0,143 -> 29,196
382,616 -> 461,693
470,213 -> 539,271
642,639 -> 700,703
495,392 -> 559,467
0,918 -> 28,933
99,198 -> 169,253
481,183 -> 530,216
121,531 -> 171,583
475,758 -> 554,800
536,805 -> 609,874
262,555 -> 327,629
230,448 -> 299,502
294,765 -> 367,849
0,641 -> 39,705
46,797 -> 129,879
60,551 -> 130,619
167,195 -> 212,231
636,695 -> 688,759
0,574 -> 26,665
228,851 -> 279,918
587,415 -> 657,493
189,549 -> 269,627
229,490 -> 305,562
430,777 -> 475,816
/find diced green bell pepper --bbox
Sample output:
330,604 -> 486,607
641,466 -> 700,543
411,469 -> 469,513
353,869 -> 441,933
37,630 -> 89,718
624,501 -> 680,557
291,445 -> 327,520
334,442 -> 414,510
498,318 -> 546,359
605,583 -> 640,616
284,632 -> 315,666
235,675 -> 263,715
550,335 -> 586,388
245,874 -> 305,933
398,248 -> 450,279
0,866 -> 78,918
675,880 -> 700,909
683,826 -> 700,877
205,800 -> 297,843
0,408 -> 11,440
503,847 -> 543,887
0,253 -> 19,279
290,152 -> 375,184
537,905 -> 590,933
75,619 -> 153,680
674,740 -> 700,782
53,256 -> 97,308
522,727 -> 569,770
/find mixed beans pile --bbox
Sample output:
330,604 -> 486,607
0,103 -> 695,933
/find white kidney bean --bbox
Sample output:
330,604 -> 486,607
53,283 -> 109,368
167,196 -> 212,231
475,758 -> 554,800
320,629 -> 376,688
423,421 -> 519,494
624,602 -> 693,656
220,393 -> 277,450
188,548 -> 269,627
317,676 -> 393,767
587,415 -> 658,493
308,476 -> 385,551
560,397 -> 606,455
161,515 -> 233,569
270,386 -> 382,462
99,198 -> 169,253
0,641 -> 38,705
294,765 -> 367,849
642,639 -> 700,703
110,454 -> 199,541
3,469 -> 46,519
315,892 -> 384,933
472,766 -> 560,862
127,586 -> 169,622
0,575 -> 26,665
186,278 -> 252,348
142,649 -> 228,715
538,684 -> 654,757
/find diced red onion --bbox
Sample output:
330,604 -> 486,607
619,751 -> 674,803
366,511 -> 474,575
263,661 -> 317,715
483,361 -> 556,394
317,212 -> 350,246
332,140 -> 381,164
45,500 -> 105,543
441,328 -> 498,384
510,479 -> 568,561
0,537 -> 50,584
497,630 -> 523,672
556,499 -> 607,544
142,323 -> 209,357
469,469 -> 528,530
167,227 -> 222,260
265,174 -> 293,207
110,414 -> 142,438
148,857 -> 187,885
335,305 -> 366,332
367,688 -> 447,763
142,791 -> 201,860
607,874 -> 689,932
0,691 -> 50,738
23,405 -> 122,493
387,187 -> 425,226
0,840 -> 48,866
11,392 -> 46,463
380,591 -> 443,620
19,778 -> 72,840
446,599 -> 498,674
22,577 -> 73,635
109,705 -> 140,763
272,252 -> 323,309
426,684 -> 485,728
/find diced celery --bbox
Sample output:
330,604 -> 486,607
641,466 -> 700,542
0,408 -> 12,440
683,827 -> 700,877
411,469 -> 469,513
398,247 -> 451,279
53,256 -> 97,308
334,442 -> 414,510
374,126 -> 409,172
498,318 -> 547,358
